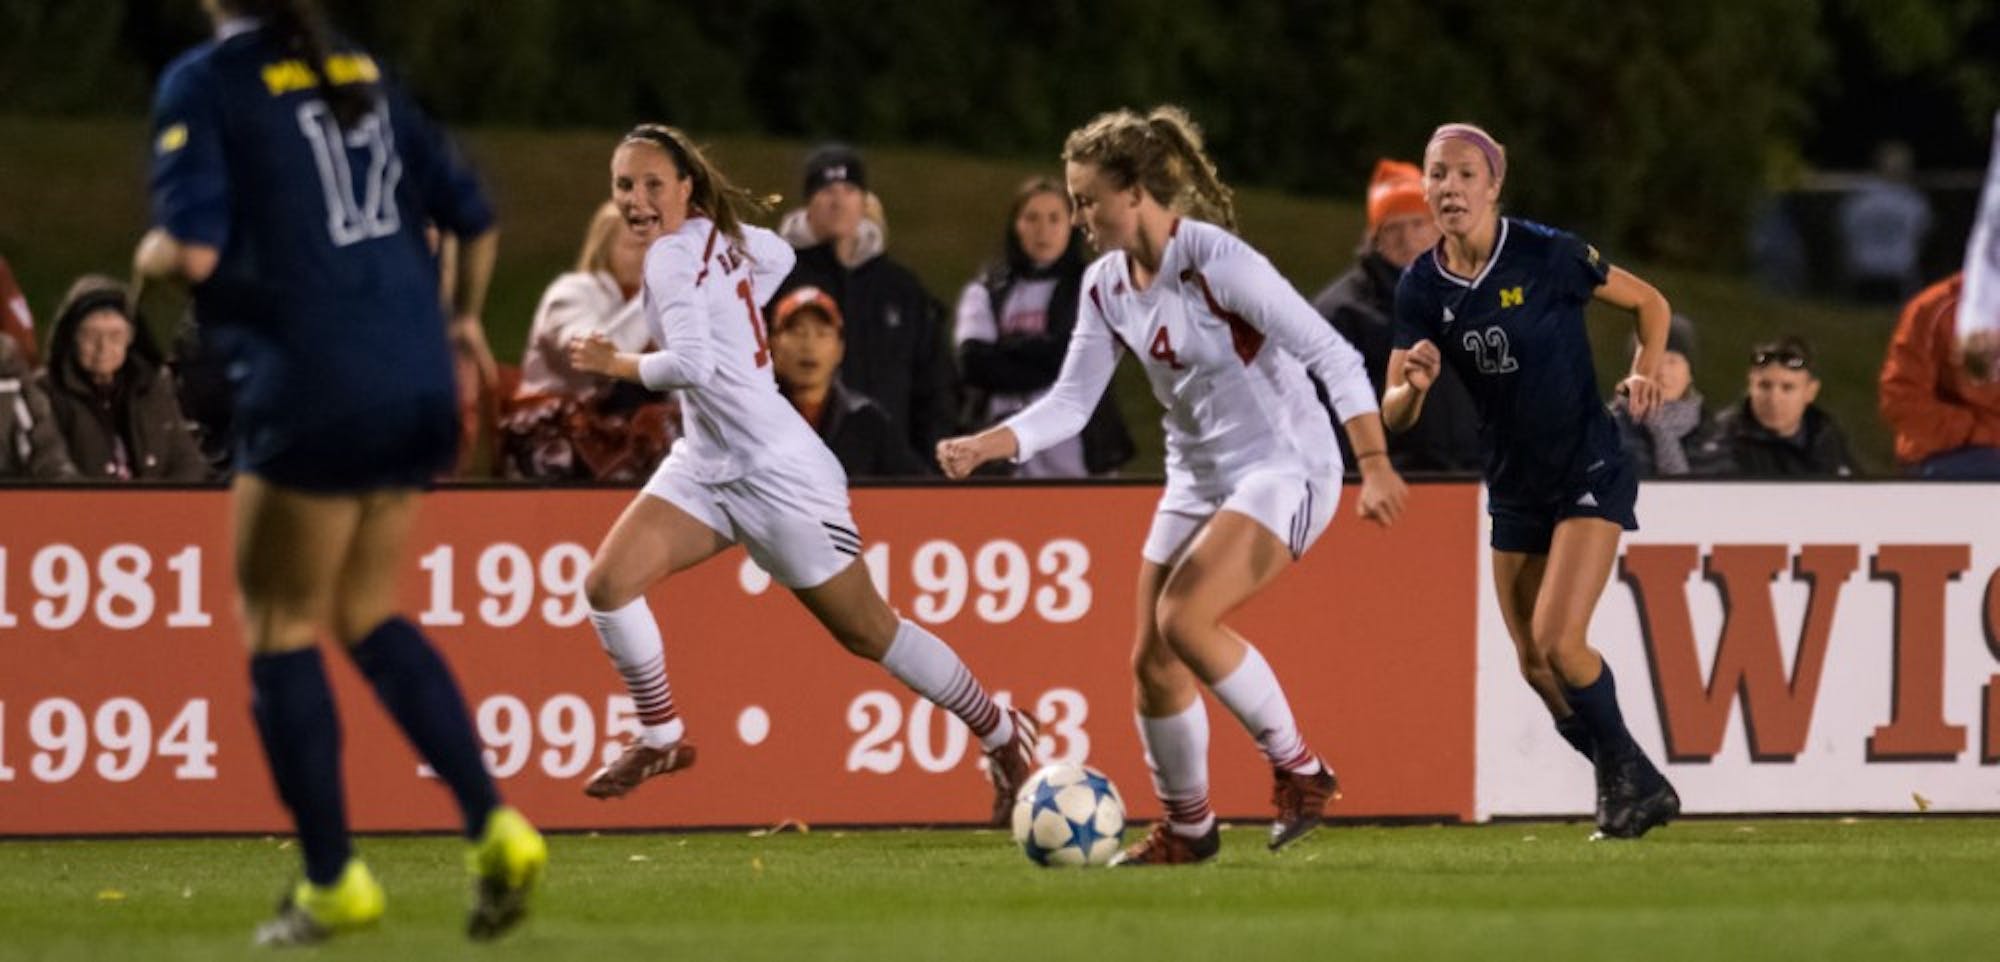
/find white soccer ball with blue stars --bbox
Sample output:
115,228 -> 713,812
1010,763 -> 1125,867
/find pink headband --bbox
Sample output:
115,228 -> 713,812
1426,123 -> 1506,183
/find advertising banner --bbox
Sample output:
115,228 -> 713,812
0,484 -> 1478,834
1476,483 -> 2000,819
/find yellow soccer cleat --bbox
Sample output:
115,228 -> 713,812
252,858 -> 386,948
466,806 -> 546,941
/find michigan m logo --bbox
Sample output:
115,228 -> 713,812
1499,286 -> 1524,309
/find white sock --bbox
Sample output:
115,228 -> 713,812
880,619 -> 1010,749
1138,700 -> 1215,837
1210,643 -> 1320,774
589,599 -> 684,748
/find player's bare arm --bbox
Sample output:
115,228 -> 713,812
1382,340 -> 1440,432
1343,411 -> 1409,527
936,426 -> 1022,480
1595,266 -> 1671,421
567,331 -> 644,384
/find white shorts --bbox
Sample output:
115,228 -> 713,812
641,450 -> 860,590
1141,467 -> 1340,566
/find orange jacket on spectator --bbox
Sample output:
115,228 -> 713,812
1879,273 -> 2000,465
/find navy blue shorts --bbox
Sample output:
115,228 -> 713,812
1487,455 -> 1639,554
237,392 -> 458,494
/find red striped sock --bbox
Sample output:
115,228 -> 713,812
880,619 -> 1007,747
590,599 -> 685,747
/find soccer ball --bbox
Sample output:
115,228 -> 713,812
1010,763 -> 1125,867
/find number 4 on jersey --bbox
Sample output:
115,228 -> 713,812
1149,326 -> 1187,370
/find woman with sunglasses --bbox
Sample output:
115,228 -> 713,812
1383,123 -> 1680,839
1716,335 -> 1857,477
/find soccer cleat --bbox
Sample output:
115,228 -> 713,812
584,740 -> 697,799
983,707 -> 1040,825
1269,763 -> 1341,851
1110,822 -> 1221,866
252,858 -> 386,948
466,806 -> 546,941
1594,752 -> 1680,839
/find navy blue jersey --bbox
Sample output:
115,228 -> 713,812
148,24 -> 492,435
1393,218 -> 1622,502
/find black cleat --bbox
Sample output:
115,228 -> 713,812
1595,752 -> 1679,839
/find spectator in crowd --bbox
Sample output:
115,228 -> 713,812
500,202 -> 676,481
1838,141 -> 1932,304
1713,334 -> 1856,477
37,275 -> 207,482
1748,194 -> 1807,298
953,176 -> 1133,477
0,253 -> 37,366
771,285 -> 925,478
1312,159 -> 1479,473
0,333 -> 77,480
773,143 -> 958,467
1880,272 -> 2000,478
1608,314 -> 1731,477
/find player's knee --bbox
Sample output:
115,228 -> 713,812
825,613 -> 893,661
1152,595 -> 1212,662
1131,635 -> 1178,685
330,604 -> 391,647
243,606 -> 321,655
1517,649 -> 1559,690
1528,614 -> 1584,660
583,561 -> 637,612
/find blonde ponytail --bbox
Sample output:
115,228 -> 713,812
1062,105 -> 1238,232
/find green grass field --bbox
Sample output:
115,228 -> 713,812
2,819 -> 1995,961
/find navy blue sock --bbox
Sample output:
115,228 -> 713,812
250,647 -> 353,886
1554,712 -> 1595,762
1563,658 -> 1638,762
348,617 -> 499,839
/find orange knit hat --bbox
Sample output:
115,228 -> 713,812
1366,159 -> 1428,234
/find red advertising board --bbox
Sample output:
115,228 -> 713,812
0,484 -> 1479,834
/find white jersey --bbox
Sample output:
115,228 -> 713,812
1006,219 -> 1377,494
635,217 -> 826,483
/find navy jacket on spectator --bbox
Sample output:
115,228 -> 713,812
1312,251 -> 1480,472
811,379 -> 926,480
777,244 -> 957,467
1713,399 -> 1856,478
